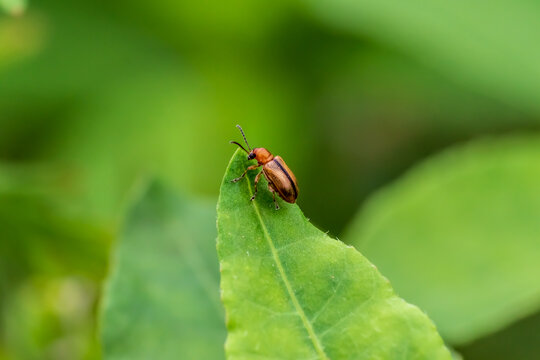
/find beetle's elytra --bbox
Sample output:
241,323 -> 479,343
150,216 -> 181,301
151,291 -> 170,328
230,125 -> 299,210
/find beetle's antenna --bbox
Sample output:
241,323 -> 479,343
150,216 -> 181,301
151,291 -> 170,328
229,141 -> 249,154
236,125 -> 251,151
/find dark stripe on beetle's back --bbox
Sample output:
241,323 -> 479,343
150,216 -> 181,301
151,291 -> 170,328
273,159 -> 297,198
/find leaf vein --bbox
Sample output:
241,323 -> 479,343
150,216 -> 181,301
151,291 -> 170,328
310,274 -> 345,325
320,269 -> 377,339
246,180 -> 330,360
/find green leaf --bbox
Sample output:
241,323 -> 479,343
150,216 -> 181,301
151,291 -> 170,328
344,135 -> 540,345
217,150 -> 451,359
101,181 -> 225,359
305,0 -> 540,116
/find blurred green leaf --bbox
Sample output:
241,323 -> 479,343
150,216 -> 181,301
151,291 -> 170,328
0,186 -> 109,286
306,0 -> 540,115
216,150 -> 451,359
104,0 -> 291,47
0,1 -> 169,101
101,180 -> 225,360
344,135 -> 540,345
298,44 -> 536,233
0,0 -> 26,16
0,164 -> 110,360
2,277 -> 99,360
0,164 -> 110,290
0,1 -> 179,169
0,15 -> 43,70
457,310 -> 540,360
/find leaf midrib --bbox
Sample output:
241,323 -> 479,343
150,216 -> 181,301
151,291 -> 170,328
245,179 -> 329,360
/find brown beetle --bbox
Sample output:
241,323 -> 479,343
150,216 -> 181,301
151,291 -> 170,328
230,125 -> 298,210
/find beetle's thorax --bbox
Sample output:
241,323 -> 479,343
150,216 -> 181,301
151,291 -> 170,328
252,147 -> 274,165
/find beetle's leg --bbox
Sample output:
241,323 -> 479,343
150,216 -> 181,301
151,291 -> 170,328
231,164 -> 260,183
250,170 -> 263,201
272,191 -> 280,210
267,184 -> 280,210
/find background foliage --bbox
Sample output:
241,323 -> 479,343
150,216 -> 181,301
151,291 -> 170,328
1,0 -> 540,359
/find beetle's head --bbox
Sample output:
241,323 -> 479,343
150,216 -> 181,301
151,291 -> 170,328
230,126 -> 275,165
250,148 -> 273,164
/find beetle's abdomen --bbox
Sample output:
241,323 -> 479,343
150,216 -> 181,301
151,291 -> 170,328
263,156 -> 298,203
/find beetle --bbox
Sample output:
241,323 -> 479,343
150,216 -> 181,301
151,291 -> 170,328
230,125 -> 298,210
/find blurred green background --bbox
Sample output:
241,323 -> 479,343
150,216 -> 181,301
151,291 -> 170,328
1,0 -> 540,359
